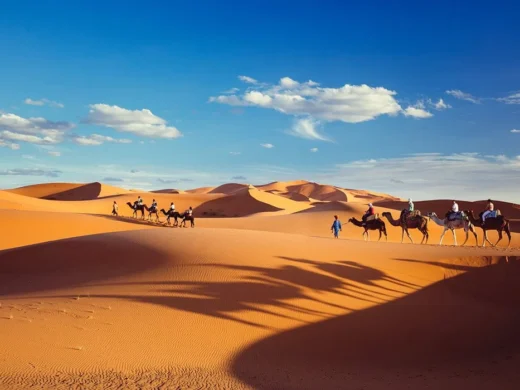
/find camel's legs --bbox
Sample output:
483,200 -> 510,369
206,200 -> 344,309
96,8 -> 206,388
439,227 -> 448,245
482,230 -> 494,247
494,230 -> 503,247
378,229 -> 382,241
400,228 -> 405,243
452,229 -> 457,246
404,228 -> 414,244
461,228 -> 469,246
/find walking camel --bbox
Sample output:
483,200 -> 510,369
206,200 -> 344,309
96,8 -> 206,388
160,209 -> 195,228
126,202 -> 145,219
381,211 -> 429,244
348,217 -> 388,242
464,210 -> 511,248
427,212 -> 478,246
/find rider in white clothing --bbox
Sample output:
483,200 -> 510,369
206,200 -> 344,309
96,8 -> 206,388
452,201 -> 459,213
170,202 -> 175,211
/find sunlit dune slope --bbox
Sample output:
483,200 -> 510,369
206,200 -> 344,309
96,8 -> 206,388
209,183 -> 251,194
0,189 -> 225,215
184,186 -> 215,194
5,182 -> 84,198
195,187 -> 311,217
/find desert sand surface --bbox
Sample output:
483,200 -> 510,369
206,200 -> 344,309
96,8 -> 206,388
1,181 -> 519,389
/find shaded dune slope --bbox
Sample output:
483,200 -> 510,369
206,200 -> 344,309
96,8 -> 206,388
233,258 -> 520,390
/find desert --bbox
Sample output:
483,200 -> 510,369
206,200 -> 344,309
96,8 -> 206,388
0,180 -> 519,389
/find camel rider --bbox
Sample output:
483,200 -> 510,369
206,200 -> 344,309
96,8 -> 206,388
481,199 -> 494,225
169,202 -> 176,213
362,203 -> 375,226
187,206 -> 193,216
401,198 -> 414,223
447,200 -> 460,220
134,196 -> 143,209
151,199 -> 158,211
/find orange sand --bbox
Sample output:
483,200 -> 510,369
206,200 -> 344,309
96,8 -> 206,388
1,181 -> 519,389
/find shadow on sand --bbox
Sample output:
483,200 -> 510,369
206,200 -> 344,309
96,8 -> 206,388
231,257 -> 520,389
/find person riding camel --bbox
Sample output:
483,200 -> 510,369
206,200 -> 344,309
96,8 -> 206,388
151,199 -> 158,212
169,202 -> 176,213
134,196 -> 143,209
481,199 -> 494,226
446,200 -> 460,220
401,198 -> 414,223
187,206 -> 193,216
362,203 -> 375,226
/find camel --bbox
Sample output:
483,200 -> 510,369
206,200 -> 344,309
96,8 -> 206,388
160,209 -> 195,228
126,201 -> 145,219
427,212 -> 477,246
381,211 -> 429,244
348,217 -> 387,242
464,209 -> 511,248
144,205 -> 160,222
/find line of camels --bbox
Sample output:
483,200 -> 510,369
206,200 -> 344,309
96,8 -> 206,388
123,202 -> 195,228
348,209 -> 511,248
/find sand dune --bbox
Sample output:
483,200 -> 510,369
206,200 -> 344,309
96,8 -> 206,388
6,182 -> 85,198
184,186 -> 215,194
151,188 -> 185,194
195,186 -> 310,217
1,179 -> 520,389
6,182 -> 130,201
209,182 -> 251,195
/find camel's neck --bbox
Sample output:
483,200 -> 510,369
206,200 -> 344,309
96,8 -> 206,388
430,215 -> 445,227
385,214 -> 401,226
467,212 -> 480,224
350,218 -> 363,227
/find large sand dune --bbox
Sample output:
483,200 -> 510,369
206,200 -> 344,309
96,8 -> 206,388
1,180 -> 519,389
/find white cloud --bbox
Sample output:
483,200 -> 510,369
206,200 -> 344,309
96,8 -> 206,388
72,133 -> 132,146
446,89 -> 481,104
84,104 -> 182,139
21,154 -> 35,159
310,147 -> 318,153
0,168 -> 62,177
24,98 -> 64,108
229,151 -> 241,155
511,129 -> 520,133
224,87 -> 240,94
289,117 -> 329,140
317,153 -> 520,202
48,151 -> 61,157
0,113 -> 74,146
238,75 -> 258,84
432,98 -> 451,110
497,92 -> 520,105
0,139 -> 20,150
403,103 -> 433,118
211,77 -> 407,123
260,143 -> 274,149
210,76 -> 439,136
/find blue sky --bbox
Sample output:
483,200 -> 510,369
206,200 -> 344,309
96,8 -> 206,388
0,0 -> 519,201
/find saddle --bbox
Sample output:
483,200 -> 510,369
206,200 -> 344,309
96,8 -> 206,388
481,210 -> 500,219
447,211 -> 464,221
366,213 -> 379,222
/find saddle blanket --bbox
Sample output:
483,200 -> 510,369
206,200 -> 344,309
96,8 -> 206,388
447,211 -> 464,221
366,214 -> 379,222
484,210 -> 499,218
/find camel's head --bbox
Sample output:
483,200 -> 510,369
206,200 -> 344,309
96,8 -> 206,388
427,212 -> 436,217
347,218 -> 353,223
381,211 -> 390,216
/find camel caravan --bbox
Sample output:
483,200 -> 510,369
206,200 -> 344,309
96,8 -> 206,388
111,196 -> 195,228
348,198 -> 511,248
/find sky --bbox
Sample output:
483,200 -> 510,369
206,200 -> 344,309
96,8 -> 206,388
0,0 -> 519,202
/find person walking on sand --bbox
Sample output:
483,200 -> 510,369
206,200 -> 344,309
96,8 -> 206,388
331,215 -> 342,238
112,201 -> 118,216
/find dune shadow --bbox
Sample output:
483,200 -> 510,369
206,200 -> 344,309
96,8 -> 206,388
22,256 -> 420,329
0,231 -> 171,297
43,182 -> 103,201
232,257 -> 520,389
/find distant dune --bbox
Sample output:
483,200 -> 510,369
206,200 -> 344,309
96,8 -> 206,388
209,183 -> 251,195
151,188 -> 185,194
6,182 -> 85,198
5,182 -> 130,201
185,186 -> 215,194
